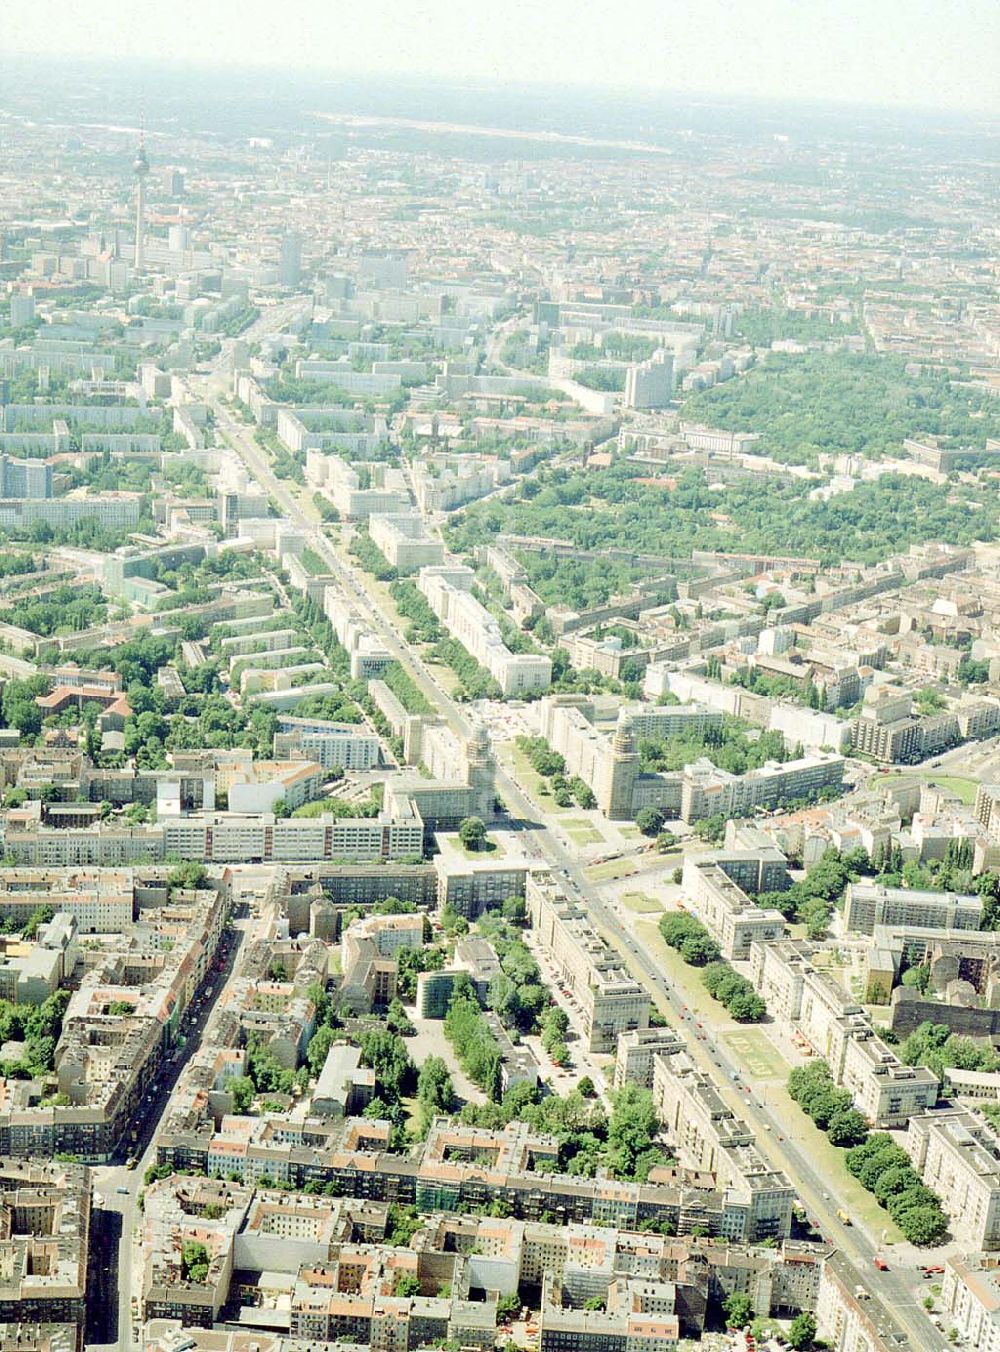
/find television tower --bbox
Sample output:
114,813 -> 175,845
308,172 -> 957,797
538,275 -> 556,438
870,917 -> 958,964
133,128 -> 150,273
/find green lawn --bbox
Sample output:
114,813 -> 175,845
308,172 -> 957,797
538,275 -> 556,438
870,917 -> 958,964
921,774 -> 979,804
401,1094 -> 423,1136
883,771 -> 979,805
585,858 -> 638,882
567,827 -> 603,845
505,744 -> 576,815
621,892 -> 663,915
725,1029 -> 788,1081
633,920 -> 728,1025
456,838 -> 499,860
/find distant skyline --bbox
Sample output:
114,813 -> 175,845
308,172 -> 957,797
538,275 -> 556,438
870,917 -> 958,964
6,0 -> 999,118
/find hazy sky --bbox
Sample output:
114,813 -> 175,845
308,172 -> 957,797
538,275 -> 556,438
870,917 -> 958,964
7,0 -> 999,115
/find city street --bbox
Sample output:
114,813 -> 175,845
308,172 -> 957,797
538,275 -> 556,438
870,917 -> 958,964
206,367 -> 942,1352
85,911 -> 248,1352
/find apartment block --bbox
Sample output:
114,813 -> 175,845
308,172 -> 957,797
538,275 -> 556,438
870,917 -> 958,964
651,1048 -> 795,1241
624,349 -> 674,409
368,512 -> 444,572
528,871 -> 650,1052
680,753 -> 844,824
311,456 -> 410,520
748,942 -> 937,1127
272,715 -> 380,771
0,1160 -> 90,1332
4,805 -> 425,866
976,783 -> 1000,837
837,1023 -> 938,1128
941,1253 -> 1000,1352
681,857 -> 786,960
614,1028 -> 686,1091
539,1270 -> 680,1352
418,564 -> 551,696
906,1109 -> 1000,1251
433,832 -> 530,920
816,1252 -> 915,1352
411,453 -> 511,513
843,881 -> 983,936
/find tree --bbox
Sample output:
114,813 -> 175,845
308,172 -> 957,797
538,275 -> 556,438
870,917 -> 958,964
496,1292 -> 521,1323
386,997 -> 414,1036
502,896 -> 527,925
788,1312 -> 817,1350
873,1164 -> 922,1204
659,913 -> 720,966
181,1240 -> 210,1284
897,1205 -> 948,1246
458,816 -> 488,852
394,1273 -> 421,1297
636,806 -> 666,837
416,1055 -> 456,1133
542,1006 -> 570,1051
21,904 -> 54,940
167,862 -> 209,892
680,931 -> 722,966
826,1108 -> 869,1147
723,1292 -> 754,1329
608,1084 -> 659,1178
359,1030 -> 414,1103
307,1025 -> 338,1077
901,963 -> 932,994
387,1205 -> 421,1246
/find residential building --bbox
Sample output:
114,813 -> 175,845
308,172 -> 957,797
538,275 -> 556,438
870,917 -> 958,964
624,349 -> 674,409
681,858 -> 786,961
843,881 -> 982,936
368,513 -> 444,572
941,1253 -> 1000,1352
418,565 -> 551,696
906,1109 -> 1000,1251
651,1047 -> 796,1241
528,871 -> 650,1052
273,716 -> 381,771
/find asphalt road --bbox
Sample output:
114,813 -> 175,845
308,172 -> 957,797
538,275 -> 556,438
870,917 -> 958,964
206,380 -> 943,1352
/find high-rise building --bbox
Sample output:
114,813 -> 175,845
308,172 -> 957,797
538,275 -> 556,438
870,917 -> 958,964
8,291 -> 35,328
133,133 -> 150,273
624,349 -> 674,409
279,232 -> 303,288
0,453 -> 52,500
167,167 -> 185,197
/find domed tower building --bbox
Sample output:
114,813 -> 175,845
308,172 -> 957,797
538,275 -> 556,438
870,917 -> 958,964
465,723 -> 497,820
